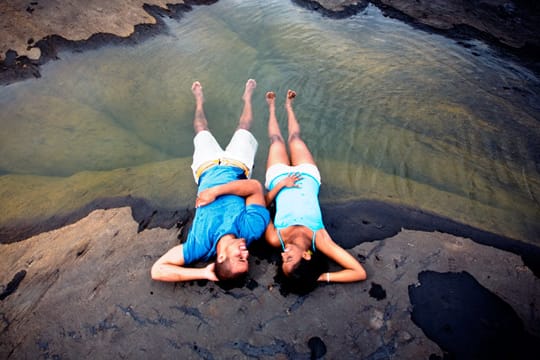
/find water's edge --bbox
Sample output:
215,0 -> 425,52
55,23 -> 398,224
1,0 -> 539,86
1,0 -> 539,276
3,197 -> 539,277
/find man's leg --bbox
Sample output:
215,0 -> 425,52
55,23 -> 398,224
285,90 -> 316,166
237,79 -> 257,130
223,79 -> 259,177
266,91 -> 290,168
192,81 -> 209,133
191,81 -> 223,183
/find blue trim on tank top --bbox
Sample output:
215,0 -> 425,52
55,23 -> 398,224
277,229 -> 317,252
270,171 -> 320,190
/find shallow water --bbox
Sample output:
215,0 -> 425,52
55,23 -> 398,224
0,0 -> 539,242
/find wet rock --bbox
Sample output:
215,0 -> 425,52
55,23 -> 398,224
0,270 -> 26,300
308,336 -> 327,359
1,209 -> 539,358
292,0 -> 369,17
306,0 -> 540,61
369,282 -> 387,300
396,330 -> 413,344
409,270 -> 540,359
369,309 -> 385,330
0,0 -> 216,85
0,0 -> 182,61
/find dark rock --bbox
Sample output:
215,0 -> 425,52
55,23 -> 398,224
409,271 -> 540,359
308,336 -> 327,359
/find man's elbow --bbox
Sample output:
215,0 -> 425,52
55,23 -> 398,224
150,263 -> 163,281
249,179 -> 264,194
249,180 -> 266,204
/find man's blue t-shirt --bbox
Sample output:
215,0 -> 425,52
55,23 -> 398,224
182,166 -> 270,265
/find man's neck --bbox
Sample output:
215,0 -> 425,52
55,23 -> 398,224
216,234 -> 235,253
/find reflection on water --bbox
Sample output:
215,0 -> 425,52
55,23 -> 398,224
0,0 -> 538,243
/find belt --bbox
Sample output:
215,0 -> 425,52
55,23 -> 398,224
195,158 -> 250,180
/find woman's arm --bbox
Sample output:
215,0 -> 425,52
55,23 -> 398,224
315,229 -> 367,283
151,245 -> 218,282
265,173 -> 302,206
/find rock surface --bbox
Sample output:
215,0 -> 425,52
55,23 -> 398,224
308,0 -> 540,50
0,0 -> 188,61
1,207 -> 539,358
1,1 -> 540,358
1,0 -> 538,85
376,0 -> 540,49
2,0 -> 539,62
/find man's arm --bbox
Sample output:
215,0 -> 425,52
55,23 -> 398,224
264,220 -> 281,248
196,179 -> 265,207
151,245 -> 218,282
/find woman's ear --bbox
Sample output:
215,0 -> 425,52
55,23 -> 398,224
302,250 -> 312,260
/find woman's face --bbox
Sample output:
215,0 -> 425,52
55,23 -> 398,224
281,243 -> 308,275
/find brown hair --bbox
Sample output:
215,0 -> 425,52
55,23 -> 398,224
279,252 -> 328,295
214,258 -> 247,281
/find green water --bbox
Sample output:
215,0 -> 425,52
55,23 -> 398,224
0,1 -> 539,242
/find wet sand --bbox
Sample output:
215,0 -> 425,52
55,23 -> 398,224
1,0 -> 540,358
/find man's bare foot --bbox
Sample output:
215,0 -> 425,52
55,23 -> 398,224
192,81 -> 204,105
285,89 -> 296,107
266,91 -> 276,106
242,79 -> 257,101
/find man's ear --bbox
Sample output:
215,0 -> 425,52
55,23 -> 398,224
217,254 -> 226,263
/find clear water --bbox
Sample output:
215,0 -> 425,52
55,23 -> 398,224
1,0 -> 539,243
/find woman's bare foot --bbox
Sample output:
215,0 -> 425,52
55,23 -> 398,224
266,91 -> 276,106
285,89 -> 296,107
242,79 -> 257,102
192,81 -> 204,106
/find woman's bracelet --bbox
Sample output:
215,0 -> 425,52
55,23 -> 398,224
326,272 -> 330,283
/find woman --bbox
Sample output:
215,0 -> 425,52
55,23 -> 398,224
264,89 -> 367,294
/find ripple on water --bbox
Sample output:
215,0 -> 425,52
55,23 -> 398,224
0,0 -> 538,244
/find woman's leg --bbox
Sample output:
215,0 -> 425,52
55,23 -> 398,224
266,91 -> 290,168
285,90 -> 316,166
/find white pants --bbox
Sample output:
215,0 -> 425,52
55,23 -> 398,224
191,129 -> 258,183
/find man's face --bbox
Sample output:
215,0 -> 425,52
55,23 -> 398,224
226,238 -> 249,274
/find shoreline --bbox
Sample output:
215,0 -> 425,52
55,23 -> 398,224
3,195 -> 539,277
2,1 -> 539,358
0,0 -> 217,85
1,0 -> 539,278
1,1 -> 540,85
0,0 -> 538,250
2,206 -> 539,358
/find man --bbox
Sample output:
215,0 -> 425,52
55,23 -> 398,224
151,79 -> 269,282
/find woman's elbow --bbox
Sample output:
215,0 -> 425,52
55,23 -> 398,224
357,267 -> 367,281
